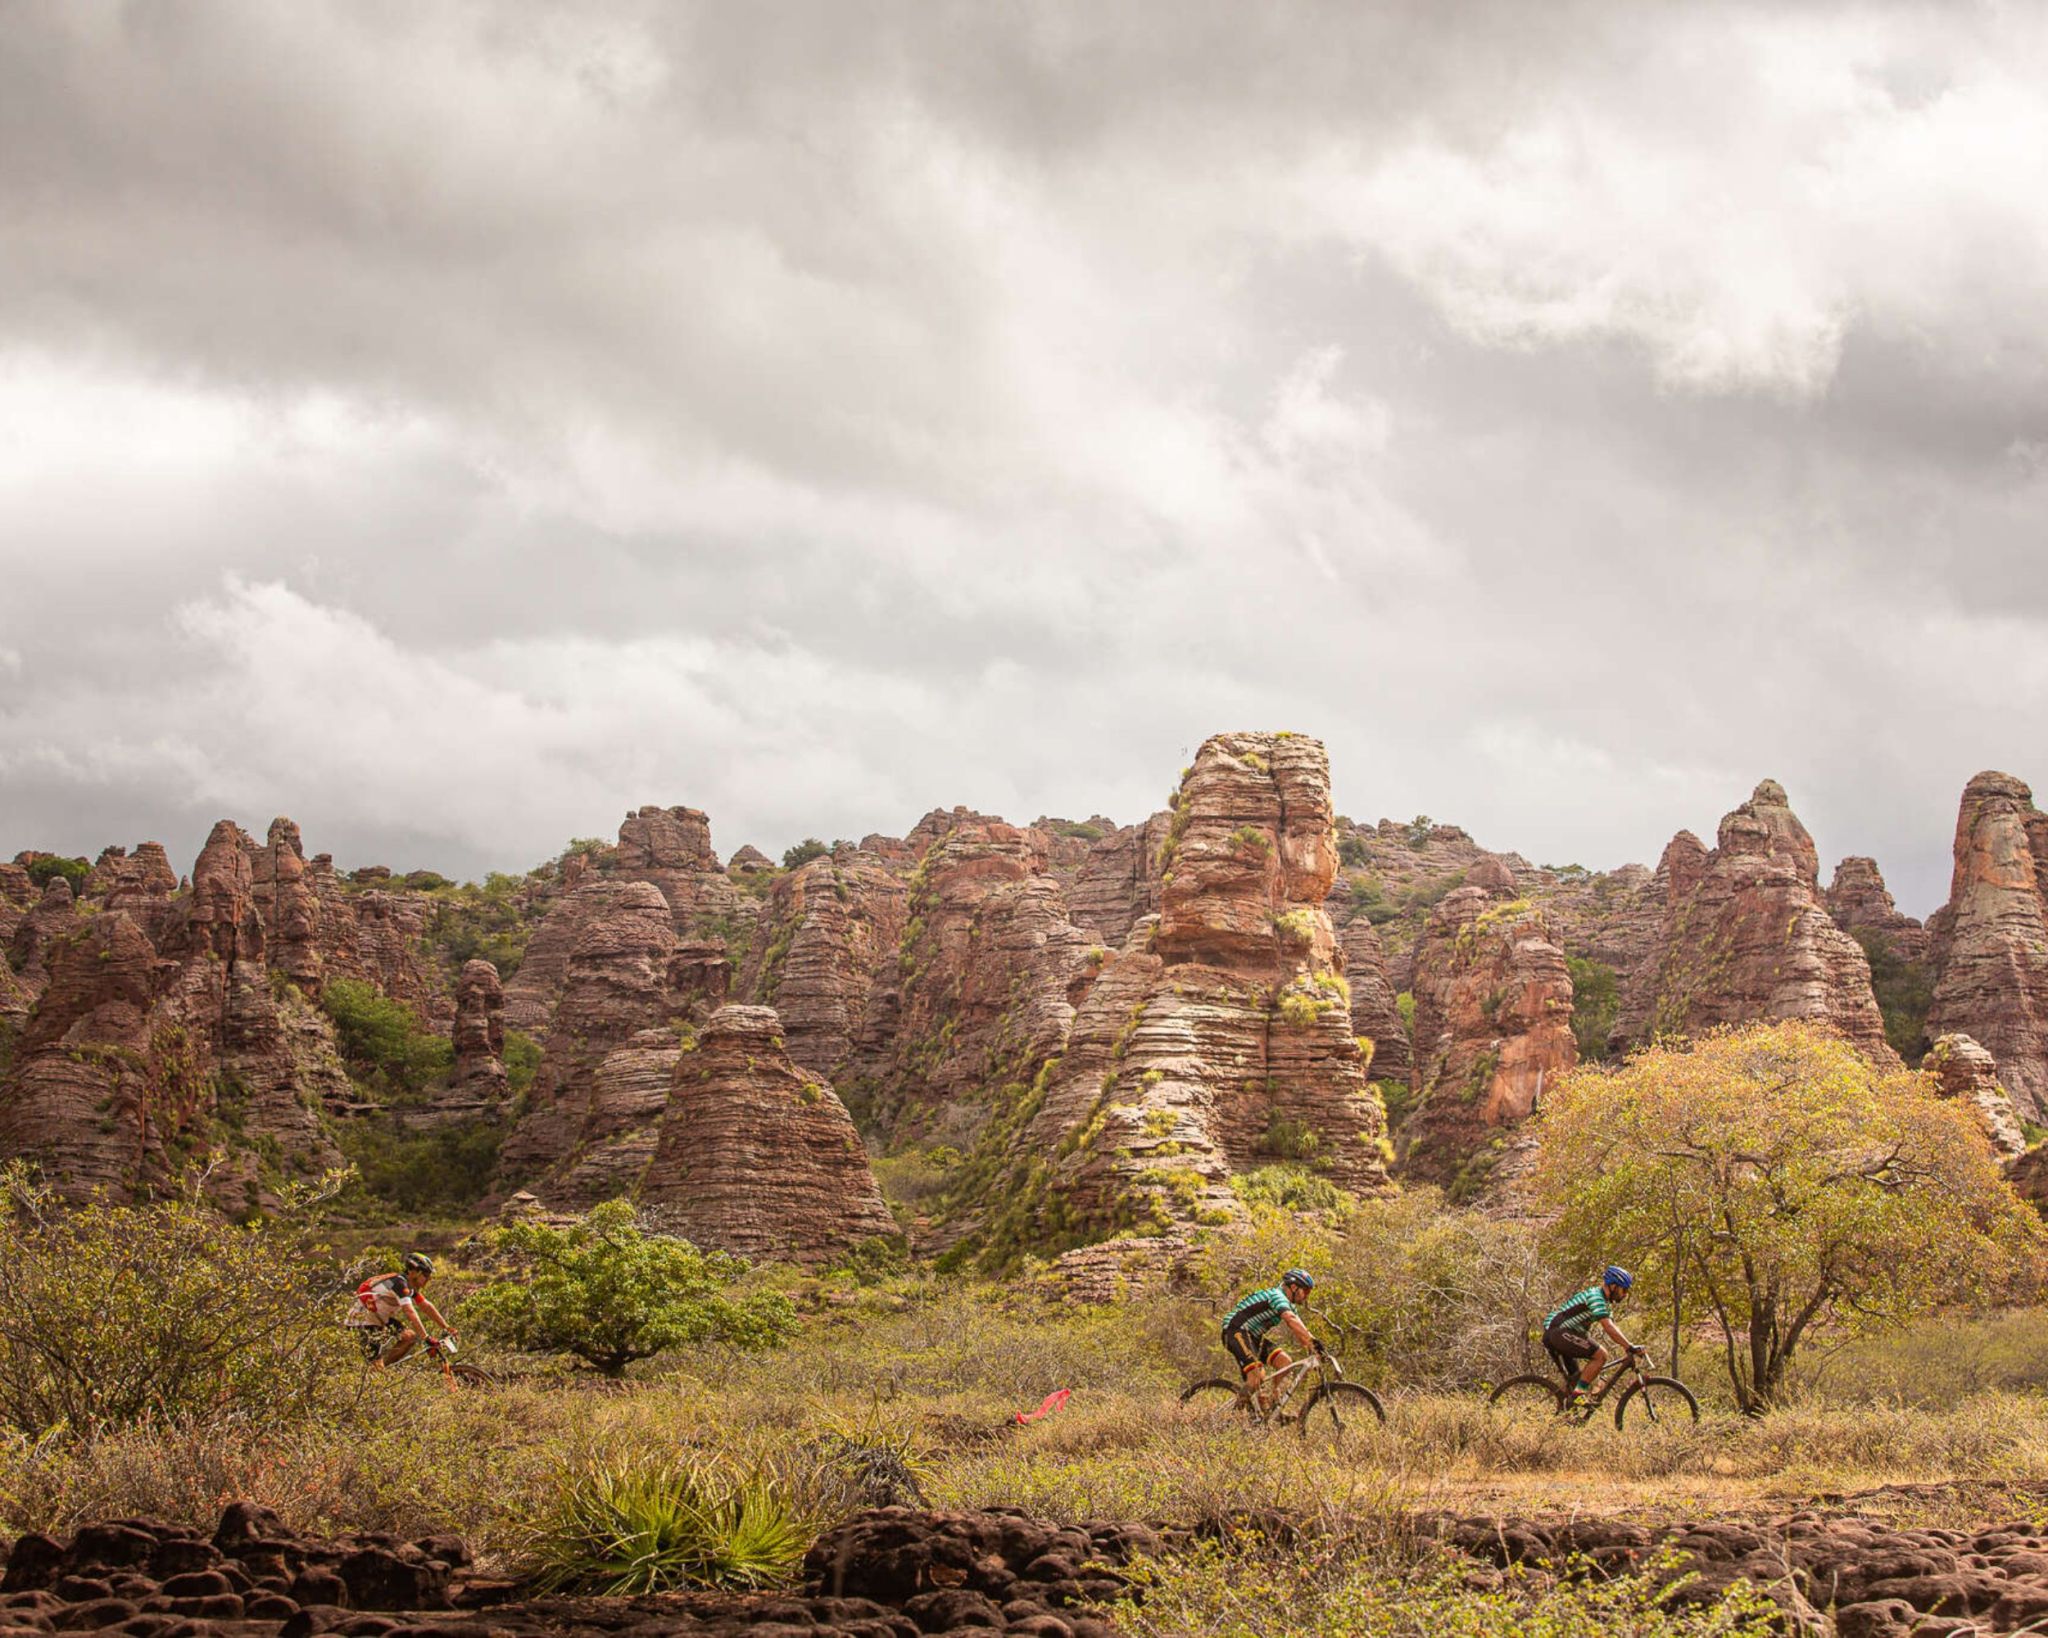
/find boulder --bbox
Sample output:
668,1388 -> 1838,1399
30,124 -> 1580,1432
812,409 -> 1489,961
1925,1033 -> 2028,1161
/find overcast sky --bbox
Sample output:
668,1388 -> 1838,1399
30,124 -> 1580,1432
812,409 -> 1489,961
2,3 -> 2044,914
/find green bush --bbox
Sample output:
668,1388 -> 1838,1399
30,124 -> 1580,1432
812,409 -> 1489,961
781,838 -> 829,870
320,979 -> 452,1100
1231,1165 -> 1340,1212
462,1200 -> 798,1376
1565,956 -> 1619,1062
0,1167 -> 342,1437
426,872 -> 539,980
526,1454 -> 814,1593
504,1030 -> 542,1098
334,1118 -> 504,1214
22,855 -> 88,893
1337,835 -> 1371,869
1855,929 -> 1935,1061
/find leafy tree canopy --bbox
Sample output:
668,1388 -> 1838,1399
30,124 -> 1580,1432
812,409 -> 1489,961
460,1200 -> 797,1376
1533,1021 -> 2045,1412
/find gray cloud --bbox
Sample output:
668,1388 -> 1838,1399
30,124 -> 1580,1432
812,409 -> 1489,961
2,1 -> 2045,914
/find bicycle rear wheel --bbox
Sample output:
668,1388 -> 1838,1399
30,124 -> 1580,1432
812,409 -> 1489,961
1297,1382 -> 1385,1442
1486,1374 -> 1568,1422
1179,1378 -> 1252,1425
1612,1375 -> 1698,1429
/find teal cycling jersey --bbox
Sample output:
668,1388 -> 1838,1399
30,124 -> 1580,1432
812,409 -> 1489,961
1223,1286 -> 1296,1345
1545,1285 -> 1612,1336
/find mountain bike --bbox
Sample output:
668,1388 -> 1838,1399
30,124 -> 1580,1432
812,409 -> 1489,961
1179,1317 -> 1386,1442
348,1321 -> 494,1389
1487,1344 -> 1697,1429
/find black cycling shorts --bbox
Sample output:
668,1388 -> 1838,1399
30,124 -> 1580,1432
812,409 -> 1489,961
1543,1323 -> 1599,1366
1224,1326 -> 1287,1373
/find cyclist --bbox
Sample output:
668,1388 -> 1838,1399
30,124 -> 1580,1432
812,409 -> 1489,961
350,1251 -> 456,1367
1544,1265 -> 1636,1406
1222,1268 -> 1320,1410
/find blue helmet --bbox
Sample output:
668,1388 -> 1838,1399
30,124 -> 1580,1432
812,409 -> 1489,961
1282,1268 -> 1315,1293
1603,1265 -> 1632,1292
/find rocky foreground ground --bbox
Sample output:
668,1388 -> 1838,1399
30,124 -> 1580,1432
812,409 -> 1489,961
14,1498 -> 2048,1636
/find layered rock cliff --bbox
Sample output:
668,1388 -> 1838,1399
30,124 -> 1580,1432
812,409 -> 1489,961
640,1004 -> 897,1262
1400,859 -> 1578,1196
1611,782 -> 1893,1063
1924,772 -> 2048,1119
999,733 -> 1390,1256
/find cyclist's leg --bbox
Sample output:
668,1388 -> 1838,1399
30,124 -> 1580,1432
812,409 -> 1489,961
1261,1341 -> 1296,1413
1224,1327 -> 1265,1402
1544,1325 -> 1598,1397
378,1320 -> 417,1366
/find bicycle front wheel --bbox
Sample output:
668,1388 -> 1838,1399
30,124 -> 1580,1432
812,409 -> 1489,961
1179,1378 -> 1252,1426
1486,1374 -> 1568,1423
1297,1382 -> 1385,1442
1612,1375 -> 1698,1429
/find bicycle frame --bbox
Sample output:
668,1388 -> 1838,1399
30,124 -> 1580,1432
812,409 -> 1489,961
1230,1329 -> 1351,1425
1555,1345 -> 1658,1409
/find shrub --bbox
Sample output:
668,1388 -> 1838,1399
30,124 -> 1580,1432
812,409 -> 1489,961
1564,955 -> 1618,1062
462,1200 -> 798,1376
504,1029 -> 543,1097
1855,928 -> 1936,1062
0,1168 -> 342,1437
22,855 -> 89,893
334,1118 -> 504,1214
525,1454 -> 813,1593
781,838 -> 829,870
426,872 -> 538,980
1231,1165 -> 1339,1212
1337,834 -> 1371,869
319,980 -> 452,1100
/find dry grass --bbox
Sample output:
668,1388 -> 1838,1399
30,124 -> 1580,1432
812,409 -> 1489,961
6,1288 -> 2048,1573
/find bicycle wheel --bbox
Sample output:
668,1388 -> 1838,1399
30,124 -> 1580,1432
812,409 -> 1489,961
1297,1382 -> 1385,1442
1179,1378 -> 1252,1425
1612,1375 -> 1698,1429
1486,1374 -> 1568,1421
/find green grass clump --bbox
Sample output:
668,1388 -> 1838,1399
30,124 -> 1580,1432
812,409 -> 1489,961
527,1454 -> 814,1594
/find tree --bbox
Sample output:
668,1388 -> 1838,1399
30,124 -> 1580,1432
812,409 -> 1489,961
781,838 -> 829,870
1532,1021 -> 2044,1413
460,1200 -> 797,1376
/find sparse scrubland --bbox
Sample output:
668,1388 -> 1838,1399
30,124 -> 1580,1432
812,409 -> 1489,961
9,1125 -> 2048,1634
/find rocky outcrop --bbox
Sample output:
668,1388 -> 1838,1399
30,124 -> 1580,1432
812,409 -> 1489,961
1828,856 -> 1930,965
84,844 -> 179,944
447,958 -> 510,1111
1925,772 -> 2048,1119
640,1005 -> 896,1262
844,816 -> 1097,1145
502,806 -> 753,1040
496,882 -> 685,1184
1400,871 -> 1578,1195
1611,783 -> 1893,1063
733,851 -> 908,1082
1064,815 -> 1171,948
0,911 -> 163,1197
1924,1032 -> 2027,1161
9,876 -> 79,993
1339,913 -> 1410,1083
1010,734 -> 1390,1250
540,1029 -> 686,1206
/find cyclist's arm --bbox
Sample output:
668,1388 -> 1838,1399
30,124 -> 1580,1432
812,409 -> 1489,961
1282,1311 -> 1316,1352
1598,1315 -> 1632,1353
417,1295 -> 454,1338
397,1296 -> 433,1343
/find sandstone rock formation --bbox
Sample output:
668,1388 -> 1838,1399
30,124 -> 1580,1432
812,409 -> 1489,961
1924,1032 -> 2027,1161
1924,772 -> 2048,1118
1401,869 -> 1577,1195
640,1005 -> 896,1262
496,882 -> 687,1184
448,959 -> 510,1110
85,844 -> 179,944
502,806 -> 752,1039
1063,815 -> 1171,948
1010,733 -> 1389,1251
540,1030 -> 686,1206
1827,856 -> 1931,965
732,850 -> 907,1082
1611,782 -> 1893,1063
844,815 -> 1097,1145
1338,913 -> 1410,1083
